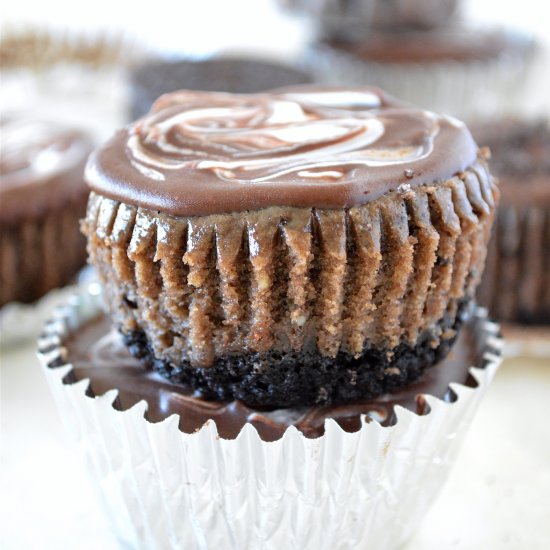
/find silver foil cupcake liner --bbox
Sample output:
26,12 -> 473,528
305,33 -> 536,122
38,287 -> 503,550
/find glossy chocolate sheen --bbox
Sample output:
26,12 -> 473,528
86,86 -> 478,216
64,314 -> 480,442
0,117 -> 93,222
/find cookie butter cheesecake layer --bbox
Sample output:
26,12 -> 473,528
83,87 -> 498,407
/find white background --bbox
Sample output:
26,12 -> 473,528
1,0 -> 550,58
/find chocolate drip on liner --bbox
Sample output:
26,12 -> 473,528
39,300 -> 503,443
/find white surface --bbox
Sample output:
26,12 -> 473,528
1,336 -> 549,549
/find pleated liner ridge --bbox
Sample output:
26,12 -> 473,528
83,158 -> 497,372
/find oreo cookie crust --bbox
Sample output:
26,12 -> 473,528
122,300 -> 468,407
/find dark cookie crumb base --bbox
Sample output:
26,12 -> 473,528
121,306 -> 469,408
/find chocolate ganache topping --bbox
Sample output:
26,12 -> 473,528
86,86 -> 479,216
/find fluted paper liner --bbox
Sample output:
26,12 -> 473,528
83,162 -> 497,369
38,287 -> 503,550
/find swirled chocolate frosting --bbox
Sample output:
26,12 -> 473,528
86,86 -> 479,216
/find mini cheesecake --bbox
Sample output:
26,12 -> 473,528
82,86 -> 498,407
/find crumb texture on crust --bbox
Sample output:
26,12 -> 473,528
120,310 -> 465,407
83,159 -> 497,375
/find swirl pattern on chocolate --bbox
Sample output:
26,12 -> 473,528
86,86 -> 479,216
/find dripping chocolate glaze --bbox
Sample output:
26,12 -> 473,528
86,86 -> 479,216
63,314 -> 480,442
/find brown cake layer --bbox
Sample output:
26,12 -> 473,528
474,120 -> 550,324
83,158 -> 496,404
52,307 -> 489,442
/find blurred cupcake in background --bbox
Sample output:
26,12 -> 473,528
0,28 -> 132,70
278,0 -> 537,121
0,28 -> 149,343
0,116 -> 93,307
0,28 -> 148,141
278,0 -> 461,36
130,56 -> 312,120
474,118 -> 550,326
